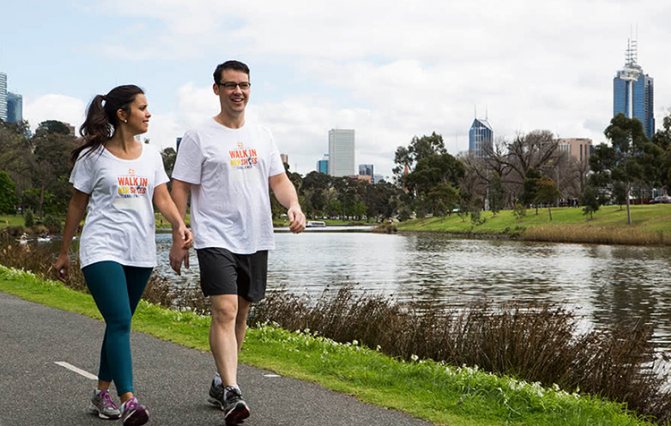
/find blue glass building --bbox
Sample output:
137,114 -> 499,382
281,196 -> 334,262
7,92 -> 23,123
468,118 -> 493,158
613,39 -> 654,139
317,156 -> 328,174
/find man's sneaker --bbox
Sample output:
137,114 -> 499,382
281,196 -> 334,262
208,378 -> 226,409
222,386 -> 250,425
120,397 -> 149,426
88,389 -> 121,420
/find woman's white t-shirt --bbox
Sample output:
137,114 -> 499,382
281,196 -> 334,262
172,119 -> 285,254
69,143 -> 169,268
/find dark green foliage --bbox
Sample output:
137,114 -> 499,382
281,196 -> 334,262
0,172 -> 18,214
23,209 -> 34,228
581,186 -> 600,219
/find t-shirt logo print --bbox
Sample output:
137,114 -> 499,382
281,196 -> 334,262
229,142 -> 258,170
117,168 -> 149,198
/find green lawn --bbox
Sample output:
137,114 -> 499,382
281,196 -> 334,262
398,204 -> 671,245
0,214 -> 24,228
0,265 -> 652,426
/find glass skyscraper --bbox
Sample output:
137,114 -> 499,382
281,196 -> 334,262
613,39 -> 654,139
468,118 -> 493,158
7,92 -> 23,123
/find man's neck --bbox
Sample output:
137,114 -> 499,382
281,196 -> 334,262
214,112 -> 245,129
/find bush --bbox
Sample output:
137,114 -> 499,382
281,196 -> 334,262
24,209 -> 34,228
43,215 -> 62,234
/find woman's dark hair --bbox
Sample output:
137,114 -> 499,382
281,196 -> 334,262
213,60 -> 250,84
71,84 -> 144,162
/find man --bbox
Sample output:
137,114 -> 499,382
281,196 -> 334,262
169,60 -> 305,424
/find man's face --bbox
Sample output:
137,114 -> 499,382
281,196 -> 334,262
213,69 -> 250,116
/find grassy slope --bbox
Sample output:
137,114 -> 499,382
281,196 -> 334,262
397,205 -> 671,244
0,266 -> 650,426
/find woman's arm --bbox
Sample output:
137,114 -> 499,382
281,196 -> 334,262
53,190 -> 90,281
153,183 -> 192,249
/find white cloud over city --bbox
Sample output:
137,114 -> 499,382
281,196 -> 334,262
6,0 -> 671,178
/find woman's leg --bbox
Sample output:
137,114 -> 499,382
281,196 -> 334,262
82,261 -> 135,397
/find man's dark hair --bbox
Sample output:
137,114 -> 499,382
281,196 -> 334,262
213,60 -> 250,84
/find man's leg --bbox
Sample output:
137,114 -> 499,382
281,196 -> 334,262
210,294 -> 240,387
235,297 -> 252,352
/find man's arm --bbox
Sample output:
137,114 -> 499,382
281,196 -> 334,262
269,173 -> 305,233
169,179 -> 192,274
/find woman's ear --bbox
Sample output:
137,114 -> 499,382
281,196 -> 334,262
116,108 -> 128,123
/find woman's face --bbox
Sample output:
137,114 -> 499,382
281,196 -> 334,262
122,94 -> 151,135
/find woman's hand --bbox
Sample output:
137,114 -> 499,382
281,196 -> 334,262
53,253 -> 70,282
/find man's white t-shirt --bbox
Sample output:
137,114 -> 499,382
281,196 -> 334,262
70,143 -> 169,268
172,119 -> 285,254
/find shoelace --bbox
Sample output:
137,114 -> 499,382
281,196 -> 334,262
100,391 -> 118,408
122,397 -> 138,412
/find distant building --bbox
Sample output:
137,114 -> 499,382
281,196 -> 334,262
176,137 -> 182,151
316,154 -> 329,174
359,164 -> 374,181
373,174 -> 385,184
613,38 -> 654,139
557,138 -> 592,164
328,129 -> 355,177
0,72 -> 7,122
354,174 -> 372,184
468,118 -> 493,158
7,92 -> 22,123
280,153 -> 289,165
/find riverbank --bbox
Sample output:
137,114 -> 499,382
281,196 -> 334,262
0,265 -> 653,425
396,204 -> 671,245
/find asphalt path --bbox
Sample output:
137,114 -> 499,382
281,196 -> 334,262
0,292 -> 432,425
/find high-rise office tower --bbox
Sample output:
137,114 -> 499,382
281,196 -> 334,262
316,154 -> 329,174
0,72 -> 7,122
328,129 -> 355,177
7,92 -> 23,123
468,118 -> 493,158
613,38 -> 654,139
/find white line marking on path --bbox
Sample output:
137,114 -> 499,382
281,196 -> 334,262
55,361 -> 98,380
263,374 -> 281,378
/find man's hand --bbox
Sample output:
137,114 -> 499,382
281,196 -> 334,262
169,243 -> 190,275
287,206 -> 306,233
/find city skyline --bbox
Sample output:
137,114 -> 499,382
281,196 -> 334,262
2,1 -> 671,178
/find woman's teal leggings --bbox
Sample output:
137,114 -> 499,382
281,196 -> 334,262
82,261 -> 152,396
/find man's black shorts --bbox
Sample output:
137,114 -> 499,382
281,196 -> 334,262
196,247 -> 268,302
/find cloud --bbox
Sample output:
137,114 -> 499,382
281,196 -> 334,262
24,95 -> 86,133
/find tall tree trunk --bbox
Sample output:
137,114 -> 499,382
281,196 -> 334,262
626,185 -> 632,225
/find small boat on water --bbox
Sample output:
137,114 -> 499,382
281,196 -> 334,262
306,220 -> 326,228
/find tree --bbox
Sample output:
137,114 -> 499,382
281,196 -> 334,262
535,177 -> 561,220
521,168 -> 542,214
161,147 -> 177,177
393,132 -> 447,185
0,171 -> 18,214
34,120 -> 72,137
591,114 -> 649,225
581,185 -> 600,219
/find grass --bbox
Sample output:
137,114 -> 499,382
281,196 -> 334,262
397,205 -> 671,245
0,214 -> 24,228
0,265 -> 654,426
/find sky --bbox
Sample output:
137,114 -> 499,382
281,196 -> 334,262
2,0 -> 670,179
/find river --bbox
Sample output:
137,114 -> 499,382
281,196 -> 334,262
152,230 -> 671,352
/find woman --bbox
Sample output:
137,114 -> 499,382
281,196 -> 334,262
54,85 -> 192,426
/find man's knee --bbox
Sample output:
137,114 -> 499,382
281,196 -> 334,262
211,296 -> 238,325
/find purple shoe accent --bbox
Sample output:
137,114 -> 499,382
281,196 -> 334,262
121,397 -> 149,426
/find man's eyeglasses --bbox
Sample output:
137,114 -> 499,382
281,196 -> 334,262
219,81 -> 251,90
